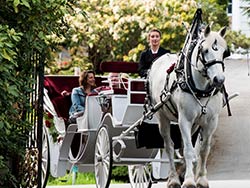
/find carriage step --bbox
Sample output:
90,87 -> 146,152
59,124 -> 77,160
114,157 -> 183,163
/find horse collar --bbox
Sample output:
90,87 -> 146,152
177,71 -> 219,98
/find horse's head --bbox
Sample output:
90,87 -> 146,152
193,25 -> 228,89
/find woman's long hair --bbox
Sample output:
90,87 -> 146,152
79,70 -> 96,89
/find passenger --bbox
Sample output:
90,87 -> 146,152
68,70 -> 97,124
138,28 -> 170,78
108,72 -> 120,88
108,72 -> 130,90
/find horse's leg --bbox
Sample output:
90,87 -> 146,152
158,112 -> 181,188
196,117 -> 218,188
179,116 -> 197,188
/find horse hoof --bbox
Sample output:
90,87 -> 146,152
197,184 -> 209,188
196,176 -> 209,188
181,185 -> 196,188
168,183 -> 181,188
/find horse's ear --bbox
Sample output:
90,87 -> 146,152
204,25 -> 211,37
219,26 -> 227,38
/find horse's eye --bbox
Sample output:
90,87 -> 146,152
203,49 -> 209,54
212,41 -> 218,51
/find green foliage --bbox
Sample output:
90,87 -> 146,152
47,172 -> 96,185
0,24 -> 25,187
0,0 -> 79,186
199,0 -> 229,29
241,0 -> 250,17
47,172 -> 125,185
112,166 -> 129,182
226,30 -> 250,51
49,0 -> 230,75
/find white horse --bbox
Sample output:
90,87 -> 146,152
148,25 -> 227,188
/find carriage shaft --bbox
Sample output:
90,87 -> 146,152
117,93 -> 170,140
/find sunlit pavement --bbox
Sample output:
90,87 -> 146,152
47,180 -> 250,188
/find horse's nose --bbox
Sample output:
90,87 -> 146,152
213,75 -> 225,87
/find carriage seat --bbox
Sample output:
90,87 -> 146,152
44,75 -> 108,122
100,61 -> 138,74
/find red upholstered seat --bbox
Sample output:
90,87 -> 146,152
129,80 -> 146,104
100,61 -> 138,73
44,76 -> 107,120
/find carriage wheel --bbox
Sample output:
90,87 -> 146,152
128,165 -> 152,188
41,127 -> 50,188
94,125 -> 113,188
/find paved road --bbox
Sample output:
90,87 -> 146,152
207,58 -> 250,180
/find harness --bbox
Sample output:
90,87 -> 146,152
177,36 -> 228,115
143,65 -> 178,120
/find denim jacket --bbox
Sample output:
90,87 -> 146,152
69,87 -> 87,117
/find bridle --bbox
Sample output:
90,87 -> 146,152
194,39 -> 225,77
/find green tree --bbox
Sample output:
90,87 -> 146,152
50,0 -> 229,74
226,30 -> 250,51
0,0 -> 79,186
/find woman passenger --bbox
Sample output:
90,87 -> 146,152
68,70 -> 97,123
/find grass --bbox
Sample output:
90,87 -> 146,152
47,172 -> 125,185
47,172 -> 95,185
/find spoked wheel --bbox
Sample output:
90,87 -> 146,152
128,164 -> 152,188
41,127 -> 50,188
94,125 -> 113,188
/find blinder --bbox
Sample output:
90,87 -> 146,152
197,41 -> 226,77
223,47 -> 231,59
